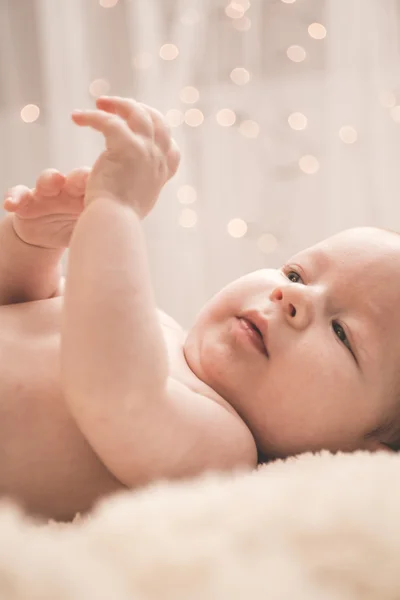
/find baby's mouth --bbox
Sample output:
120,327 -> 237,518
237,316 -> 269,357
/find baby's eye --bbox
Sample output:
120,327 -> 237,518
332,321 -> 352,352
286,270 -> 304,284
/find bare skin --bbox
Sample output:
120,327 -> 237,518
4,96 -> 397,522
0,292 -> 215,521
0,99 -> 256,522
0,168 -> 124,520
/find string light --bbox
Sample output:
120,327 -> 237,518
339,126 -> 358,144
89,79 -> 110,97
239,120 -> 260,138
165,109 -> 185,127
287,45 -> 306,62
184,108 -> 204,127
179,86 -> 200,104
288,112 -> 307,130
38,1 -> 394,260
236,0 -> 251,10
99,0 -> 119,7
225,2 -> 246,19
20,104 -> 40,123
308,23 -> 327,40
390,106 -> 400,123
379,91 -> 396,108
230,67 -> 251,85
227,218 -> 248,238
177,185 -> 197,204
299,155 -> 320,174
179,208 -> 197,228
159,44 -> 179,61
216,108 -> 236,126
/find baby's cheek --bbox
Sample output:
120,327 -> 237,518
265,343 -> 336,414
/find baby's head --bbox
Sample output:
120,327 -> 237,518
184,227 -> 400,459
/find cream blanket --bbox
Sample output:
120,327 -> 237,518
0,450 -> 399,599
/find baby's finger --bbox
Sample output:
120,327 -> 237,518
3,185 -> 32,212
96,96 -> 153,139
72,110 -> 136,152
35,169 -> 66,197
64,167 -> 91,197
138,103 -> 172,154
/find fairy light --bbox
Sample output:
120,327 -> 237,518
235,0 -> 251,10
257,233 -> 278,254
179,86 -> 200,104
99,0 -> 119,7
299,155 -> 320,174
184,108 -> 204,127
227,218 -> 248,238
308,23 -> 327,40
17,0 -> 400,271
179,208 -> 197,228
339,126 -> 358,144
20,104 -> 40,123
288,112 -> 307,130
239,120 -> 260,138
132,52 -> 153,70
390,106 -> 400,123
165,109 -> 185,127
225,2 -> 246,19
287,45 -> 306,62
159,44 -> 179,61
177,185 -> 197,204
232,16 -> 251,31
89,79 -> 110,97
230,67 -> 251,85
216,108 -> 236,127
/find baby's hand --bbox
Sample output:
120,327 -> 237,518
71,96 -> 180,218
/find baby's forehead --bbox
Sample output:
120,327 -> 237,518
290,228 -> 400,316
296,227 -> 400,270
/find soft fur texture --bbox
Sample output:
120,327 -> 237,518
0,450 -> 399,599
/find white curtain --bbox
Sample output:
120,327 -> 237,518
1,0 -> 400,327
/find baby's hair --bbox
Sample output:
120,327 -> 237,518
363,226 -> 400,451
366,373 -> 400,452
368,414 -> 400,452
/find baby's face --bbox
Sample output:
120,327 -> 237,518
184,228 -> 400,458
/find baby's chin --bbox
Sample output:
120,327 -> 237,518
183,322 -> 243,397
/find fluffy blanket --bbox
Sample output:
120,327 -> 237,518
0,450 -> 399,599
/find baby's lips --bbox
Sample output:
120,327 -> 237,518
241,310 -> 270,357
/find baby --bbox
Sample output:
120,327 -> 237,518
2,95 -> 400,522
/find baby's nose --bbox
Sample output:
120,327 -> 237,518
270,285 -> 313,330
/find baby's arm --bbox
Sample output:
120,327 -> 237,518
1,168 -> 89,305
61,97 -> 256,486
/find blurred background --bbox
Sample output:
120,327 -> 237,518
1,0 -> 400,327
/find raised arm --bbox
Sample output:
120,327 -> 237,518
62,194 -> 169,418
61,97 -> 256,485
